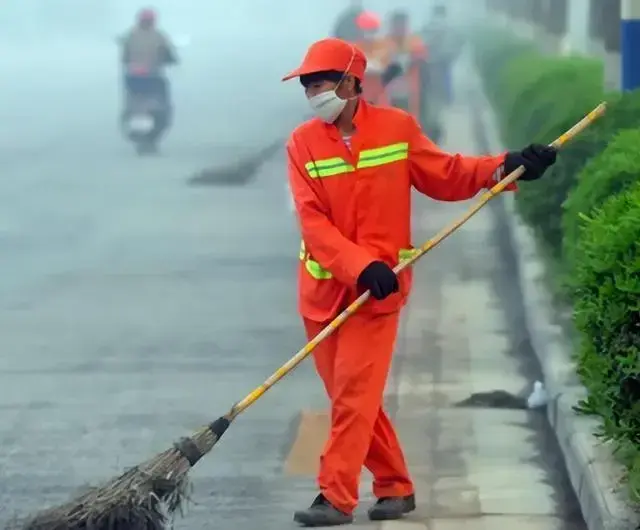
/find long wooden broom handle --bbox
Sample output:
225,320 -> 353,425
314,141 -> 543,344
230,102 -> 607,418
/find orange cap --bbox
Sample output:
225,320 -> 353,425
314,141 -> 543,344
282,38 -> 367,82
356,11 -> 381,31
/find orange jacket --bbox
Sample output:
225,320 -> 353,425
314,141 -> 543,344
287,100 -> 511,322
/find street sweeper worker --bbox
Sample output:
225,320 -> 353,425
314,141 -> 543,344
282,37 -> 557,527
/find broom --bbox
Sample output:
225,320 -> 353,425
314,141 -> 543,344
187,138 -> 283,186
19,102 -> 606,530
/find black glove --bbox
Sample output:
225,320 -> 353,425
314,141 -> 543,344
504,144 -> 557,181
357,261 -> 399,300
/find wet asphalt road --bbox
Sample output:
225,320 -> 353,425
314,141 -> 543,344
0,30 -> 330,528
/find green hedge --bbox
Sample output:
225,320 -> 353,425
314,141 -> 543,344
572,181 -> 640,502
472,28 -> 640,502
473,28 -> 604,259
562,129 -> 640,271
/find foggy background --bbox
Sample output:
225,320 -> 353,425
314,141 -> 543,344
0,0 -> 482,301
0,1 -> 476,163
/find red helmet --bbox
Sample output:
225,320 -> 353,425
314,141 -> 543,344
355,11 -> 381,31
137,8 -> 156,24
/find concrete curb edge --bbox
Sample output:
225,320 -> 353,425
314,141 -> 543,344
473,92 -> 639,530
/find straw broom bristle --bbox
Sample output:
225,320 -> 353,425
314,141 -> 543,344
14,418 -> 231,530
187,139 -> 282,186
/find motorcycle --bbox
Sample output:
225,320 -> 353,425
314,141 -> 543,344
121,65 -> 171,155
116,31 -> 183,155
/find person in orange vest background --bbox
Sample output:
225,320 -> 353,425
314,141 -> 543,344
353,11 -> 390,106
377,10 -> 428,122
282,37 -> 557,527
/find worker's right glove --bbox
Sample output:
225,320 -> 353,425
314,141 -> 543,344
357,261 -> 399,300
504,144 -> 557,181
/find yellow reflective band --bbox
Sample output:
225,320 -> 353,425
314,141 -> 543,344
359,143 -> 409,160
305,157 -> 345,169
399,248 -> 420,262
305,260 -> 333,280
357,142 -> 409,169
299,243 -> 417,281
305,157 -> 355,179
299,240 -> 333,279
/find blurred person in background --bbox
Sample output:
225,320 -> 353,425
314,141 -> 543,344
332,0 -> 364,41
353,10 -> 391,106
377,10 -> 428,125
354,10 -> 381,57
120,7 -> 178,125
282,36 -> 557,527
422,3 -> 461,106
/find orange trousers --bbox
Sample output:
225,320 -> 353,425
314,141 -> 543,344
303,311 -> 414,514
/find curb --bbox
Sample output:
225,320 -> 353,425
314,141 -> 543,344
473,89 -> 639,530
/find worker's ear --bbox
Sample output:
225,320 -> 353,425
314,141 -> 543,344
339,75 -> 357,97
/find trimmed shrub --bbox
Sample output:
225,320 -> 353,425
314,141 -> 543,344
496,55 -> 603,257
562,128 -> 640,272
472,24 -> 640,503
572,181 -> 640,500
471,29 -> 604,258
499,55 -> 602,147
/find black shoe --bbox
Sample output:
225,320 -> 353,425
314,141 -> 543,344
367,493 -> 416,521
293,493 -> 354,527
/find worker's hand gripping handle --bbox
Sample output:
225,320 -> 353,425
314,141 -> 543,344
391,102 -> 607,277
229,102 -> 607,419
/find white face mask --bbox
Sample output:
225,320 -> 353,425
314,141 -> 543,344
308,90 -> 348,123
306,46 -> 356,124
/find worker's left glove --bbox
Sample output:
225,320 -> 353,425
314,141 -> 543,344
357,261 -> 399,300
504,144 -> 557,181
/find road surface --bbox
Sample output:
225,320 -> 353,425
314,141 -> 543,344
0,23 -> 318,528
0,27 -> 585,530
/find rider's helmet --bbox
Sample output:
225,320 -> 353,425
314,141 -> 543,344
137,8 -> 157,27
355,11 -> 381,32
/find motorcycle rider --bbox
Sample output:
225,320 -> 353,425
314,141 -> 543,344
120,8 -> 177,129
